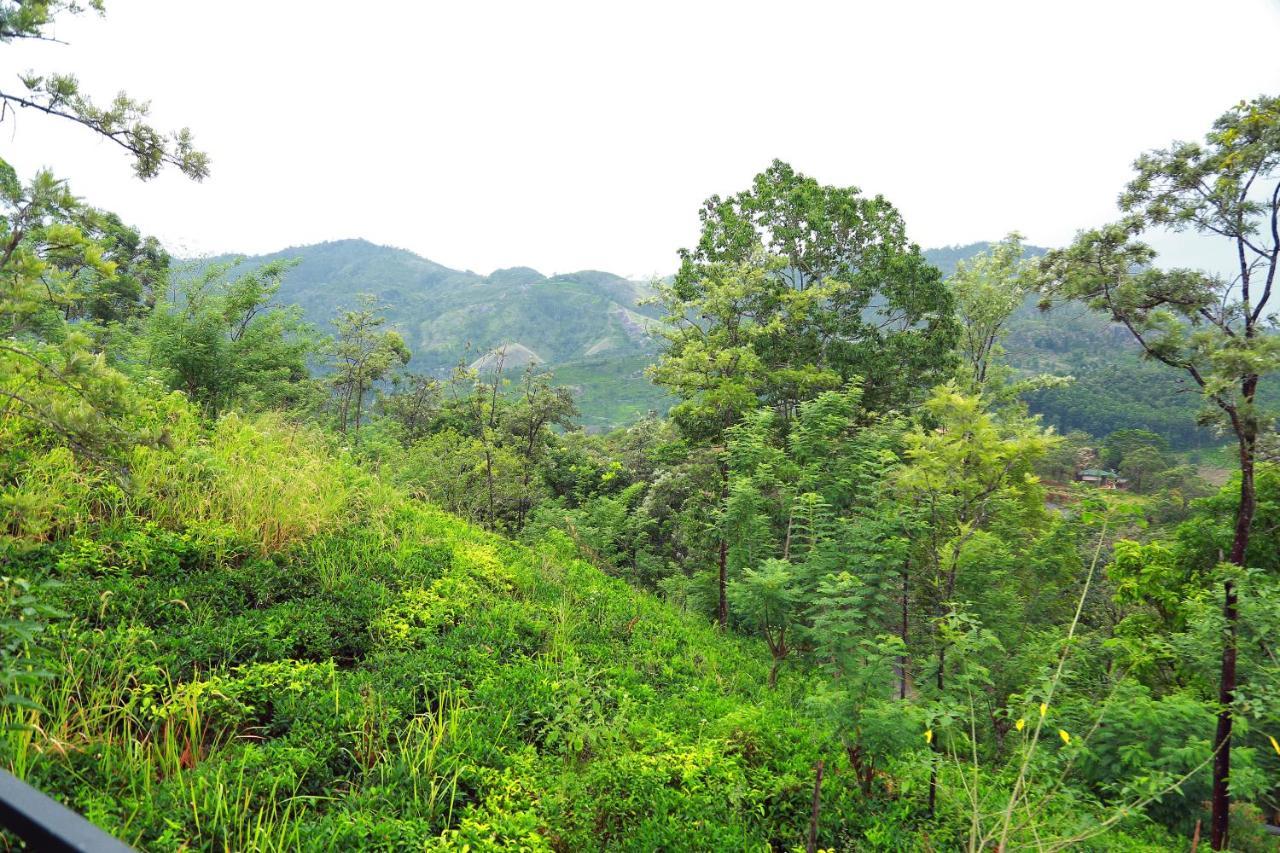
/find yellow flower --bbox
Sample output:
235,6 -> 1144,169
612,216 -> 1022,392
1059,729 -> 1071,745
1269,735 -> 1280,757
925,729 -> 933,744
1015,718 -> 1025,732
1039,702 -> 1048,718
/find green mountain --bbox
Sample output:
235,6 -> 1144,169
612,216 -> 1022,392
209,239 -> 1220,445
197,239 -> 669,430
931,243 -> 1220,448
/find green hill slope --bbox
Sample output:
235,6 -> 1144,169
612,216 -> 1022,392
192,240 -> 672,430
3,406 -> 851,851
928,243 -> 1219,447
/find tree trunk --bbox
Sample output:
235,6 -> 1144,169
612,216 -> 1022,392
717,459 -> 728,630
518,425 -> 538,529
717,536 -> 727,629
929,644 -> 944,819
846,743 -> 874,796
806,760 -> 824,853
353,383 -> 365,444
1210,579 -> 1237,851
336,382 -> 350,433
1210,406 -> 1258,850
900,558 -> 910,700
927,548 -> 965,818
484,445 -> 496,530
1210,425 -> 1256,851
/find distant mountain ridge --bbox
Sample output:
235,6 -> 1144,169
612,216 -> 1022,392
197,237 -> 1016,362
198,238 -> 660,365
190,239 -> 667,428
191,238 -> 1218,443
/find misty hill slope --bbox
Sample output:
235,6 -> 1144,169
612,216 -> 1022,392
195,240 -> 670,428
926,244 -> 1218,447
207,239 -> 1219,443
201,239 -> 662,368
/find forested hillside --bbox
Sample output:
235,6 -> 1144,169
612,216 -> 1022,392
207,239 -> 1226,444
3,4 -> 1280,851
190,240 -> 670,429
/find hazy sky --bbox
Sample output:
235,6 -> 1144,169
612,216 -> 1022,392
4,0 -> 1279,278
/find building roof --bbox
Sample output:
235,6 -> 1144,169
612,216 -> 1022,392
1079,468 -> 1118,478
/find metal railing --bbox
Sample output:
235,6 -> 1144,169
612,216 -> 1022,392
0,769 -> 134,851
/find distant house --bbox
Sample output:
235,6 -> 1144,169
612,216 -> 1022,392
1076,468 -> 1127,489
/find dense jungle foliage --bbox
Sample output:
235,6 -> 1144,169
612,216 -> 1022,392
2,3 -> 1280,850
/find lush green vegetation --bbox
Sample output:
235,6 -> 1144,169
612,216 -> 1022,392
3,5 -> 1280,850
203,238 -> 1237,441
2,405 -> 858,850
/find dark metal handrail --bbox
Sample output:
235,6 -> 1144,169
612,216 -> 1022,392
0,769 -> 134,851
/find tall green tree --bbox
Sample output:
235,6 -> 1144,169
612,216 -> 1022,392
948,233 -> 1038,396
330,299 -> 410,441
1037,94 -> 1280,850
720,385 -> 906,690
675,160 -> 958,417
23,205 -> 168,331
1100,428 -> 1169,470
649,251 -> 783,444
509,367 -> 577,528
147,259 -> 315,413
893,386 -> 1059,813
1119,444 -> 1169,493
0,0 -> 206,462
0,160 -> 133,457
379,371 -> 442,444
654,161 -> 957,626
650,253 -> 787,626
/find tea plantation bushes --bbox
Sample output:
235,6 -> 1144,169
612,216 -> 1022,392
3,489 -> 860,850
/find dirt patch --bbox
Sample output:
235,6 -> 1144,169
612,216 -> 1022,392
1197,465 -> 1232,487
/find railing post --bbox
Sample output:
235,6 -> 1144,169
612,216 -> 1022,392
0,769 -> 135,852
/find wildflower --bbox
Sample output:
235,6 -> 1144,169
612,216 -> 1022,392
1015,718 -> 1025,732
925,729 -> 933,744
1059,729 -> 1070,745
1039,702 -> 1048,718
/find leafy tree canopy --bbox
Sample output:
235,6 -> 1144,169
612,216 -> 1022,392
673,160 -> 958,417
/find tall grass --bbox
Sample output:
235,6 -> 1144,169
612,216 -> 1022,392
128,408 -> 364,553
366,691 -> 466,828
4,393 -> 391,555
0,624 -> 468,850
0,443 -> 113,543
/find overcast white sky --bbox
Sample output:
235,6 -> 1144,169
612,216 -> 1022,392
4,0 -> 1279,278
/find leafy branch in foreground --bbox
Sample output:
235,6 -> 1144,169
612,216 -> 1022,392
0,1 -> 102,43
0,159 -> 138,460
0,0 -> 209,180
